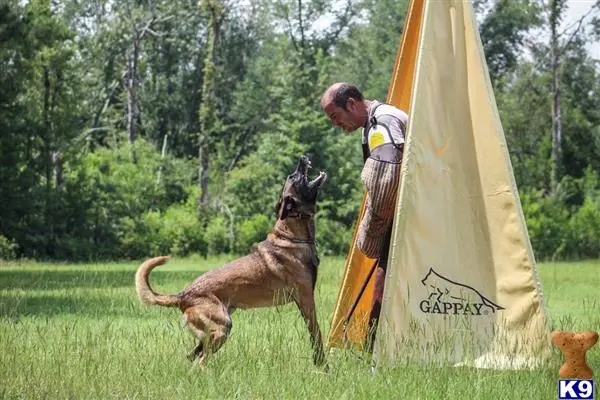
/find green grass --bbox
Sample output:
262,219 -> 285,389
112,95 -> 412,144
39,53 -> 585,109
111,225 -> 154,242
0,255 -> 599,399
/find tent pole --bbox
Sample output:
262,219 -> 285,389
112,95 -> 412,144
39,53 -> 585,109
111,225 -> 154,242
342,258 -> 379,343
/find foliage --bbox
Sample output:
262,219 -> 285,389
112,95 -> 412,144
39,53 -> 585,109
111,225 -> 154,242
49,139 -> 195,260
117,188 -> 208,259
234,214 -> 272,254
332,0 -> 410,99
0,236 -> 18,261
1,0 -> 600,261
568,197 -> 600,259
478,0 -> 543,86
521,189 -> 571,260
522,168 -> 600,261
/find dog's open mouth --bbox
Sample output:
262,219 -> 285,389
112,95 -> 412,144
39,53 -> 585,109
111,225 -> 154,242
298,155 -> 311,177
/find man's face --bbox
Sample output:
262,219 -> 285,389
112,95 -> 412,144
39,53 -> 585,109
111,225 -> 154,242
322,97 -> 362,133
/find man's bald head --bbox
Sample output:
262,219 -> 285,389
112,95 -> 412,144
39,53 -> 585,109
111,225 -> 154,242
321,82 -> 364,110
321,82 -> 368,133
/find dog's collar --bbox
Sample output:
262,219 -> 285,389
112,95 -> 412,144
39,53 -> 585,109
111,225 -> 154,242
272,227 -> 315,245
285,213 -> 312,220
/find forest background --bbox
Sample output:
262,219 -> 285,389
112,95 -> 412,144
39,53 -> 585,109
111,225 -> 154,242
2,0 -> 600,262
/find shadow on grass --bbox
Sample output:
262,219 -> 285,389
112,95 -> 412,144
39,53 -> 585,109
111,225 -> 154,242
0,268 -> 207,318
0,291 -> 124,318
0,269 -> 201,291
0,290 -> 185,319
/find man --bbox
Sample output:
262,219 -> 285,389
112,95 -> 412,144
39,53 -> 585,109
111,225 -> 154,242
320,82 -> 408,352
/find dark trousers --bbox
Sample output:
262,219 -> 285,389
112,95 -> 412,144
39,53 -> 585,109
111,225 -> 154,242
365,225 -> 393,353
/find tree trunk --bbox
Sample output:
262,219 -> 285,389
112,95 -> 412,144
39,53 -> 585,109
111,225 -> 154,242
42,66 -> 55,256
53,151 -> 63,193
198,144 -> 209,204
43,67 -> 52,199
126,51 -> 139,164
197,0 -> 223,206
156,133 -> 168,186
124,15 -> 157,163
550,0 -> 562,198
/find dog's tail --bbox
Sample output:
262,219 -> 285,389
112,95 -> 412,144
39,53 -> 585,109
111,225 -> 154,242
135,256 -> 180,307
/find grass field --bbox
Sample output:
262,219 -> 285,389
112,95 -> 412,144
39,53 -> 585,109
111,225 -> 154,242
1,255 -> 599,399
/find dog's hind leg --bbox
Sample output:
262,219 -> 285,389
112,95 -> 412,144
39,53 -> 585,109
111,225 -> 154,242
184,299 -> 232,366
187,341 -> 204,362
207,322 -> 230,355
204,302 -> 232,358
183,307 -> 208,362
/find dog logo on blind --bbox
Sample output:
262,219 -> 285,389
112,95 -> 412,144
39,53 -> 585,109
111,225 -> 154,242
419,267 -> 504,316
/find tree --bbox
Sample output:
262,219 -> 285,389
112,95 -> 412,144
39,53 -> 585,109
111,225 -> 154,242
477,0 -> 542,87
0,0 -> 36,250
330,0 -> 410,99
198,0 -> 225,206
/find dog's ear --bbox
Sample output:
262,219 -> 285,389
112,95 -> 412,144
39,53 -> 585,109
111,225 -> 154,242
279,195 -> 295,220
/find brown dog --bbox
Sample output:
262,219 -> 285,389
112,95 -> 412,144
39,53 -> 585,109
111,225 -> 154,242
135,155 -> 327,366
